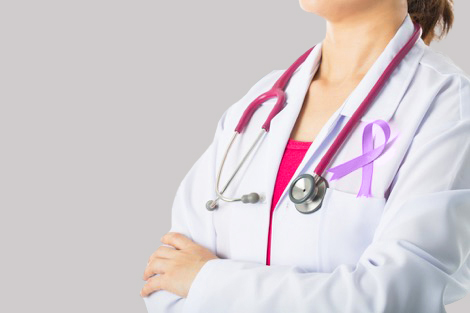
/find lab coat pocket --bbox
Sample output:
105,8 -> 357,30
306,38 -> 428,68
318,188 -> 386,272
212,200 -> 267,262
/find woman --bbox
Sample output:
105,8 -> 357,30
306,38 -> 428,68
142,0 -> 470,312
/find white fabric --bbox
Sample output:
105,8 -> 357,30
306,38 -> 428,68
144,14 -> 470,313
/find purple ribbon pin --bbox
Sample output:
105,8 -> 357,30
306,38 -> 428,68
326,119 -> 391,198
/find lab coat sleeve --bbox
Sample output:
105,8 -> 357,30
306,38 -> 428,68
182,116 -> 470,312
143,69 -> 281,313
143,107 -> 228,313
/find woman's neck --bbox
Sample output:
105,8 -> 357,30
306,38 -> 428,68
318,5 -> 408,84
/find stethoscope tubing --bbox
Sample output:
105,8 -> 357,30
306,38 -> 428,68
208,21 -> 422,210
234,47 -> 314,133
215,129 -> 265,203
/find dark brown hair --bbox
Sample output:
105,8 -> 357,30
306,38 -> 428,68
408,0 -> 454,45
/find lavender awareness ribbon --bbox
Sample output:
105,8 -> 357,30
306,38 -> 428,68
326,119 -> 391,198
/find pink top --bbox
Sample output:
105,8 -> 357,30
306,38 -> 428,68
266,138 -> 312,265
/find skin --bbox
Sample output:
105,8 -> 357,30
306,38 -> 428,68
141,232 -> 218,298
291,0 -> 408,141
142,0 -> 408,298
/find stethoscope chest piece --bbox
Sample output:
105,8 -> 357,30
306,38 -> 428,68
288,174 -> 328,214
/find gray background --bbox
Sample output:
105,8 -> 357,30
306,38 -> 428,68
0,1 -> 468,312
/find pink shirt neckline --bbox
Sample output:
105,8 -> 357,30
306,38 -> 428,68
286,138 -> 313,149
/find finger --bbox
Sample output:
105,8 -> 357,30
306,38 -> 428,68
147,245 -> 178,264
161,232 -> 194,250
141,274 -> 165,297
143,257 -> 170,281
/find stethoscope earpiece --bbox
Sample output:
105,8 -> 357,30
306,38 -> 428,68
206,192 -> 261,211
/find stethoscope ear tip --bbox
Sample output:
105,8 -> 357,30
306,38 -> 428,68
206,200 -> 218,211
241,192 -> 260,204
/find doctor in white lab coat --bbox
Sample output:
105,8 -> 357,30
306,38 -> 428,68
142,1 -> 470,312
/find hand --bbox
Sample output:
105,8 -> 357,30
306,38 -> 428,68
141,232 -> 219,298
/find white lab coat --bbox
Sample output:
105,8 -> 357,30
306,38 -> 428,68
144,14 -> 470,313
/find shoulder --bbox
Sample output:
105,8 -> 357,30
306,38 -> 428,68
416,43 -> 470,120
419,43 -> 469,78
234,69 -> 285,109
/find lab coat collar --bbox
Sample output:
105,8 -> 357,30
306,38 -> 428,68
277,14 -> 425,124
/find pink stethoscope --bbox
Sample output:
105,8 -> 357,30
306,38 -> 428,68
206,21 -> 422,214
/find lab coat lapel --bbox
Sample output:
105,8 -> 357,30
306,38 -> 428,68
262,44 -> 322,212
261,13 -> 425,213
